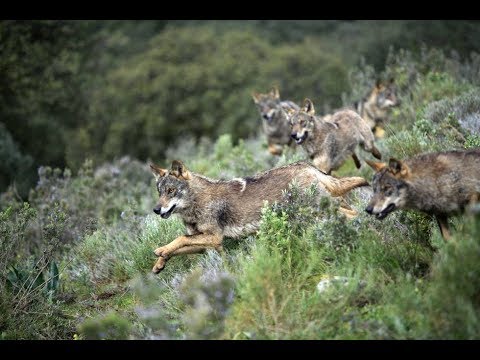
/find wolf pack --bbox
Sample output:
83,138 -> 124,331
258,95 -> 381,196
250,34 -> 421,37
149,79 -> 480,273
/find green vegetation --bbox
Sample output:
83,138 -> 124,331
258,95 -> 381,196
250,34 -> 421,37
1,20 -> 480,339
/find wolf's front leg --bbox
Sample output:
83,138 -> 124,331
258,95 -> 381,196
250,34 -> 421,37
351,152 -> 361,169
152,233 -> 223,273
152,245 -> 207,273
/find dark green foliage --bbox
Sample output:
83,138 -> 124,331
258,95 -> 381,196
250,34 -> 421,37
0,124 -> 35,199
0,20 -> 90,175
71,26 -> 349,165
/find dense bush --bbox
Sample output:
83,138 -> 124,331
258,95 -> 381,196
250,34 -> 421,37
67,26 -> 349,167
0,123 -> 35,199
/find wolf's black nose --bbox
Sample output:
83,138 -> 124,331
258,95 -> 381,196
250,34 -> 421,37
291,133 -> 298,140
153,207 -> 162,215
365,206 -> 373,214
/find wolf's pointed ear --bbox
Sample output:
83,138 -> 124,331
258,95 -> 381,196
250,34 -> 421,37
302,98 -> 315,116
270,86 -> 280,99
170,160 -> 191,180
252,92 -> 261,103
150,163 -> 167,181
388,158 -> 410,177
365,159 -> 387,173
284,107 -> 296,120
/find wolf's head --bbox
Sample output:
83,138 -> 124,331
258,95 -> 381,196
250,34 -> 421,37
372,78 -> 399,110
150,160 -> 192,219
252,87 -> 283,124
364,158 -> 410,219
289,98 -> 316,145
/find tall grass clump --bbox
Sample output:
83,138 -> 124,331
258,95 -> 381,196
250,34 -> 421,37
0,203 -> 73,339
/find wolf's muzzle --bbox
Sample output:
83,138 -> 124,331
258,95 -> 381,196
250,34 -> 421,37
291,131 -> 308,144
376,203 -> 395,219
160,204 -> 176,219
366,203 -> 395,220
153,204 -> 177,218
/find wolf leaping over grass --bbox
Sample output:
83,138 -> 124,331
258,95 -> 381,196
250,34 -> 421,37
149,160 -> 369,273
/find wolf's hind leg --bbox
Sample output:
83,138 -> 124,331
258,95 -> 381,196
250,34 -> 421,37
371,145 -> 382,160
362,140 -> 382,160
351,152 -> 361,169
435,215 -> 451,240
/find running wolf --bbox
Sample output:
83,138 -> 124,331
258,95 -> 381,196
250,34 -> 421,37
354,78 -> 399,138
365,149 -> 480,239
252,87 -> 300,155
289,98 -> 382,174
150,160 -> 369,272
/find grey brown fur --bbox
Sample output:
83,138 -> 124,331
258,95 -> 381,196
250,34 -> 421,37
252,87 -> 300,155
290,98 -> 382,174
365,149 -> 480,239
354,78 -> 399,138
150,160 -> 369,272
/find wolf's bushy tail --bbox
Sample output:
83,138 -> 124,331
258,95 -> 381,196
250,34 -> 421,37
320,175 -> 369,196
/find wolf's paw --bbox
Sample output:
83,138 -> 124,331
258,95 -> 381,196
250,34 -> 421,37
152,257 -> 167,274
154,246 -> 167,257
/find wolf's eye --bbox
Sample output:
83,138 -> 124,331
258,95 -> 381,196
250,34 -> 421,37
167,188 -> 175,195
383,186 -> 393,196
300,119 -> 306,126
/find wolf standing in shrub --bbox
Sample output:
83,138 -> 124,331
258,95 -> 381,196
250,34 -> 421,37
252,87 -> 300,156
365,149 -> 480,239
354,78 -> 399,138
